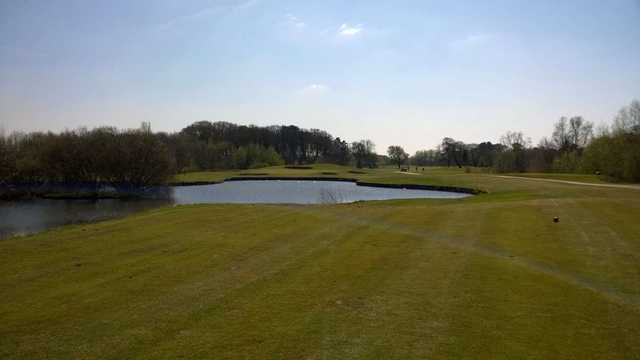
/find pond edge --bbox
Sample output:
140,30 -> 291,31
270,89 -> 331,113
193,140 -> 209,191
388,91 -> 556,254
171,176 -> 485,195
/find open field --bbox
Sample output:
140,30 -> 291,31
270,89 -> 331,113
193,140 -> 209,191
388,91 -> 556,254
2,166 -> 640,359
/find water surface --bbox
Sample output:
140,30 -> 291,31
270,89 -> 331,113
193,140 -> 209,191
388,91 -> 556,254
0,198 -> 170,239
173,180 -> 469,204
1,180 -> 469,238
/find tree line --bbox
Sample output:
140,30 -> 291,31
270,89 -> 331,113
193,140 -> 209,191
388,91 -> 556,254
0,124 -> 173,190
0,121 -> 380,187
176,121 -> 357,170
2,98 -> 637,188
400,99 -> 640,182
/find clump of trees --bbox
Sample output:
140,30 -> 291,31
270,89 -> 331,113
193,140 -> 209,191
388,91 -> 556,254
409,99 -> 640,182
410,140 -> 504,168
494,131 -> 531,173
581,100 -> 640,181
612,100 -> 640,134
351,140 -> 377,168
1,121 -> 384,188
387,146 -> 408,168
173,121 -> 352,170
0,124 -> 173,189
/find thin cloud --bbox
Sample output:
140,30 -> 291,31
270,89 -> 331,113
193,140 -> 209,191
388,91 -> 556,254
338,23 -> 363,36
300,84 -> 330,95
235,0 -> 258,10
285,13 -> 306,28
449,33 -> 494,51
158,0 -> 259,31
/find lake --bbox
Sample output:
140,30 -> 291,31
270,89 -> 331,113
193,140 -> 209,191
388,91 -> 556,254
0,180 -> 470,238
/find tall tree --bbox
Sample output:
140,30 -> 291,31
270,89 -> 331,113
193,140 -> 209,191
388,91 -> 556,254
568,116 -> 593,149
351,140 -> 376,168
411,150 -> 439,166
441,137 -> 463,168
501,131 -> 529,151
387,146 -> 409,168
553,116 -> 593,151
613,99 -> 640,135
496,131 -> 529,173
552,117 -> 571,151
325,137 -> 351,165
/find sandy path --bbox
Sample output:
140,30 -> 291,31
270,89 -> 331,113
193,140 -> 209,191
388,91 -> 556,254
395,171 -> 421,175
492,175 -> 640,190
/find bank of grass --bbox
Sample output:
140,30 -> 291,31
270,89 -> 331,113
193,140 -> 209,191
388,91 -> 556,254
171,163 -> 370,183
171,165 -> 488,190
2,165 -> 640,359
502,172 -> 609,184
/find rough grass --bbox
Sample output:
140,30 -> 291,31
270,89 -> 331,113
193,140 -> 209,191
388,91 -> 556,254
2,165 -> 640,359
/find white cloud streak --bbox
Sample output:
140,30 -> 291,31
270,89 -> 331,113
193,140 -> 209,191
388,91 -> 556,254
158,0 -> 259,31
449,33 -> 494,51
285,13 -> 306,28
338,23 -> 363,36
300,83 -> 330,95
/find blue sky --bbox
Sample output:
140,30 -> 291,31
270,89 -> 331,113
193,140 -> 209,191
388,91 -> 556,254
1,0 -> 639,152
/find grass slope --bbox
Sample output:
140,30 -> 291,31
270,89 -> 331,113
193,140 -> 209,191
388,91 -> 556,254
501,172 -> 608,184
2,166 -> 640,359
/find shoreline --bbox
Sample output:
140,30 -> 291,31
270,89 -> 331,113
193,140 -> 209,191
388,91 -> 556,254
171,176 -> 485,195
2,176 -> 484,201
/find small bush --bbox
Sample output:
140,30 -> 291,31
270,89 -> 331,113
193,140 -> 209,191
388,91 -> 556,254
552,151 -> 582,173
582,133 -> 640,182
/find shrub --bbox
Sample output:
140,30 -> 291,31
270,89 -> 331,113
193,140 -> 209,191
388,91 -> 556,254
552,151 -> 582,173
582,133 -> 640,182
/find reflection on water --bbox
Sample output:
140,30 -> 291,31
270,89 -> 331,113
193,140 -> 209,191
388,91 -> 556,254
0,198 -> 171,239
172,180 -> 469,204
1,180 -> 470,238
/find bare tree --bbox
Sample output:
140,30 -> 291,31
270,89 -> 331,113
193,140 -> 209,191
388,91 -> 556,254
568,116 -> 593,148
552,117 -> 571,151
538,137 -> 554,149
500,131 -> 529,150
387,145 -> 408,168
441,137 -> 463,168
613,99 -> 640,134
594,123 -> 610,137
351,139 -> 376,168
140,121 -> 152,134
552,116 -> 592,151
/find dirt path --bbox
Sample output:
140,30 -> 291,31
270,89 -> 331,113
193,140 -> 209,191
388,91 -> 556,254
492,175 -> 640,190
395,171 -> 421,175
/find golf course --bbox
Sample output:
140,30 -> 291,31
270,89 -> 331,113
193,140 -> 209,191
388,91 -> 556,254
1,165 -> 639,359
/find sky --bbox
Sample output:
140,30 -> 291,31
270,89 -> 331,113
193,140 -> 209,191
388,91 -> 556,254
1,0 -> 639,153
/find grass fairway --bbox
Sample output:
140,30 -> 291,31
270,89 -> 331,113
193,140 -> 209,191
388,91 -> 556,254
2,166 -> 640,359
